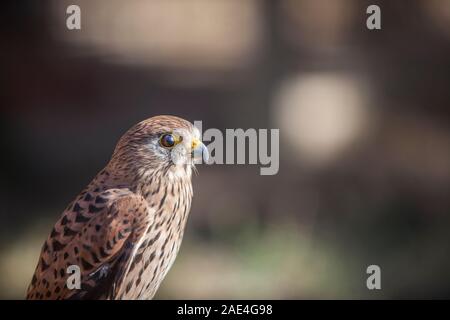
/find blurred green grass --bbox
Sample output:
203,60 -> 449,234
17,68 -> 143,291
1,219 -> 357,299
2,214 -> 450,299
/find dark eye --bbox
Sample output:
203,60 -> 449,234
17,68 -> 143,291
159,134 -> 176,148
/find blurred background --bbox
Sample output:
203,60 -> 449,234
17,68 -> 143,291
1,0 -> 450,299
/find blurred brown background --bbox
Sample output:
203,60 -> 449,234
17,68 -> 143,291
1,0 -> 450,299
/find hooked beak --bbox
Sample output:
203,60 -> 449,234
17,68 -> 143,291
191,138 -> 209,164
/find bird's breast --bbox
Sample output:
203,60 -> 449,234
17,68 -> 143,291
117,180 -> 193,299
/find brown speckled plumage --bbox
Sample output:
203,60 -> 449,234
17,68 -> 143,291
26,115 -> 205,300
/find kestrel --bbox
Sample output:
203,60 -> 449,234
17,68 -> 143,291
26,115 -> 208,300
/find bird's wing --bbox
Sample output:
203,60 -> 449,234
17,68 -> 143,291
26,189 -> 154,300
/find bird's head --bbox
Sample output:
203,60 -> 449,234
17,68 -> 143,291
110,115 -> 209,180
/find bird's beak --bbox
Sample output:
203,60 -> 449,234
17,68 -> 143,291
191,138 -> 209,164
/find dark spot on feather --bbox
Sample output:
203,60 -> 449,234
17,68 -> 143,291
99,247 -> 109,258
50,228 -> 59,237
84,193 -> 93,201
63,226 -> 78,237
88,205 -> 102,213
148,231 -> 161,246
61,215 -> 70,225
95,196 -> 107,204
138,239 -> 149,250
75,213 -> 90,223
162,236 -> 169,251
52,240 -> 66,251
125,282 -> 133,293
134,252 -> 143,264
90,251 -> 100,263
80,258 -> 94,271
73,203 -> 82,213
158,192 -> 167,209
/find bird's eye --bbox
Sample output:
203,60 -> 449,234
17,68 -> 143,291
159,133 -> 178,148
